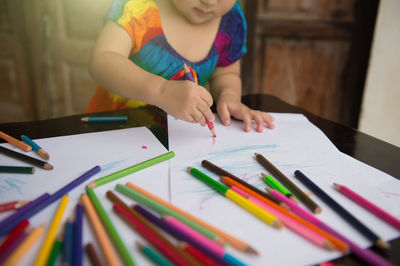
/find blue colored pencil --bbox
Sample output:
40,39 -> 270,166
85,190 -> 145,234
74,204 -> 83,266
21,135 -> 50,160
80,116 -> 127,123
62,220 -> 74,265
0,166 -> 100,237
0,193 -> 50,237
294,170 -> 389,249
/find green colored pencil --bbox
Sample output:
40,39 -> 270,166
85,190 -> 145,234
136,241 -> 174,266
262,173 -> 291,195
115,184 -> 219,241
88,151 -> 175,188
46,236 -> 63,266
86,187 -> 136,266
0,165 -> 35,174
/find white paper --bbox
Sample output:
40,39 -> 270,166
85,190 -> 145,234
0,127 -> 170,265
168,113 -> 400,266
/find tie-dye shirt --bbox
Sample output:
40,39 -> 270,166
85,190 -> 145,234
86,0 -> 247,113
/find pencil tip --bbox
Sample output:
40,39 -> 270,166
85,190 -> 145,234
376,239 -> 390,249
323,241 -> 336,251
254,152 -> 259,156
314,206 -> 322,214
88,181 -> 97,188
187,167 -> 192,172
246,246 -> 260,256
44,163 -> 53,170
332,183 -> 341,190
80,117 -> 89,122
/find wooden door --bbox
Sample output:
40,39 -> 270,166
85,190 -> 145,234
242,0 -> 379,127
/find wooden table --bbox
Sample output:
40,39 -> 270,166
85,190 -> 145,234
1,94 -> 399,265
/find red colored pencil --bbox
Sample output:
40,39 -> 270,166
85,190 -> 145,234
334,183 -> 400,231
113,203 -> 191,266
0,219 -> 29,254
178,242 -> 220,266
0,201 -> 30,213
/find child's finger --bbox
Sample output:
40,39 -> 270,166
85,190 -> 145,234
197,103 -> 214,124
216,103 -> 231,126
242,113 -> 252,132
253,115 -> 264,132
263,113 -> 275,129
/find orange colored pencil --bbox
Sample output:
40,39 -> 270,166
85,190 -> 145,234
125,182 -> 258,255
220,176 -> 349,253
0,131 -> 31,152
80,194 -> 120,266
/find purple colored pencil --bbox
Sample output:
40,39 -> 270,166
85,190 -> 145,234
132,204 -> 230,266
74,204 -> 83,266
268,188 -> 393,266
0,231 -> 28,264
0,193 -> 50,237
0,166 -> 100,237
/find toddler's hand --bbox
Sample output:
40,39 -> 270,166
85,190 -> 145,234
217,94 -> 275,132
156,80 -> 215,126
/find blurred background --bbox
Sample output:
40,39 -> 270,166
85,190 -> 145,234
0,0 -> 399,147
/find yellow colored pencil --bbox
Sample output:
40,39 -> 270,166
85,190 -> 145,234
225,189 -> 284,228
4,224 -> 46,266
80,194 -> 121,266
34,195 -> 69,266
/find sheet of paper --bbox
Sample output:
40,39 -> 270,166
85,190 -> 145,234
168,113 -> 400,266
0,127 -> 170,265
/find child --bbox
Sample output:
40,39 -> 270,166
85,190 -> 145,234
87,0 -> 275,132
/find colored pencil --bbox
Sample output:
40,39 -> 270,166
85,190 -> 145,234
3,223 -> 46,266
80,116 -> 127,123
0,165 -> 35,174
136,241 -> 174,266
34,195 -> 69,266
0,193 -> 50,237
255,153 -> 321,213
201,160 -> 284,206
0,131 -> 32,152
188,167 -> 283,229
115,184 -> 222,242
261,172 -> 295,200
0,146 -> 53,170
125,181 -> 258,255
47,234 -> 63,266
231,185 -> 334,251
334,183 -> 400,231
182,62 -> 216,137
294,170 -> 389,249
267,187 -> 393,266
0,200 -> 30,213
86,187 -> 135,266
178,242 -> 220,266
88,151 -> 174,188
21,135 -> 50,160
132,204 -> 231,266
106,191 -> 198,266
74,204 -> 83,266
113,203 -> 192,266
0,166 -> 100,237
0,231 -> 28,264
80,194 -> 120,266
61,219 -> 74,266
86,243 -> 103,266
164,215 -> 246,266
0,219 -> 29,254
222,176 -> 349,253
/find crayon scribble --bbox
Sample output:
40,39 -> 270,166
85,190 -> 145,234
0,177 -> 26,197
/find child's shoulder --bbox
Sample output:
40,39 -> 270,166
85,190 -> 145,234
109,0 -> 157,15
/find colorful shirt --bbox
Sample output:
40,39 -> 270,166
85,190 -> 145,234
86,0 -> 247,113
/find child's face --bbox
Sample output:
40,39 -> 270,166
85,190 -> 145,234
171,0 -> 236,24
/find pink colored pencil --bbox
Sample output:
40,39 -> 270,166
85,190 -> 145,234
163,216 -> 225,258
231,186 -> 335,251
267,187 -> 394,266
334,183 -> 400,231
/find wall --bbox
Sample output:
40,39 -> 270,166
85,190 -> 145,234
359,0 -> 400,148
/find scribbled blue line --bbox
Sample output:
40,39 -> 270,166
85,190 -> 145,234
0,177 -> 27,197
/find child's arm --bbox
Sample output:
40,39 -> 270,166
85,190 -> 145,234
89,21 -> 215,126
209,61 -> 275,132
